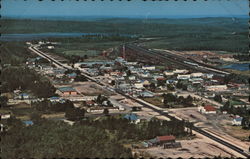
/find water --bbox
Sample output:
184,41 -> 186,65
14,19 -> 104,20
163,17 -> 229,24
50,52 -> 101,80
221,63 -> 249,71
0,32 -> 137,41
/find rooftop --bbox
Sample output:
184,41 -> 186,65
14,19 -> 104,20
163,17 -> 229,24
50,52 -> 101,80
58,87 -> 76,92
156,135 -> 176,142
204,105 -> 216,111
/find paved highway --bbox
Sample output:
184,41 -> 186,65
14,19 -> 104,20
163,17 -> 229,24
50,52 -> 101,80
28,44 -> 249,158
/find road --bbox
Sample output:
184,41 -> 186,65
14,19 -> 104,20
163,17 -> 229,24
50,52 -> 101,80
28,44 -> 249,158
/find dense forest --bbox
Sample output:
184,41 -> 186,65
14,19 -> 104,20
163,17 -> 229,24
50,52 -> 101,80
2,18 -> 248,53
1,115 -> 190,158
0,66 -> 56,98
0,42 -> 35,65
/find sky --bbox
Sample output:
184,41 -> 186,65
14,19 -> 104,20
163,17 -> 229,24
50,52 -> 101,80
2,0 -> 248,19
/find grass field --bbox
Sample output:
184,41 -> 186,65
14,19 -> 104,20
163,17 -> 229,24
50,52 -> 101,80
142,96 -> 164,107
61,50 -> 99,57
224,124 -> 250,141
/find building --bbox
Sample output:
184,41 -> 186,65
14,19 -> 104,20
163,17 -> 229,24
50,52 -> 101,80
173,69 -> 188,74
124,113 -> 141,124
47,46 -> 55,49
191,72 -> 203,78
205,85 -> 227,91
49,96 -> 61,102
23,120 -> 34,126
166,79 -> 177,84
203,74 -> 214,79
128,76 -> 136,81
139,91 -> 154,98
142,66 -> 155,71
67,72 -> 77,79
177,74 -> 191,80
141,80 -> 150,86
17,93 -> 30,100
134,82 -> 144,89
57,87 -> 78,96
232,117 -> 243,126
0,113 -> 11,119
164,71 -> 174,76
189,78 -> 203,84
198,105 -> 217,114
156,135 -> 176,145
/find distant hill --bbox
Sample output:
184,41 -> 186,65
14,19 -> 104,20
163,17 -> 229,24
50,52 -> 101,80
1,17 -> 248,53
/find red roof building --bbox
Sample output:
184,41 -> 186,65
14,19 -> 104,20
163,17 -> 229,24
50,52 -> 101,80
204,105 -> 216,112
156,135 -> 176,144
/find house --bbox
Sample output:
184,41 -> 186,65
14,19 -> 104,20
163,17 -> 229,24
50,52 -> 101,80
141,80 -> 150,86
138,72 -> 151,78
124,113 -> 140,124
142,66 -> 155,71
134,82 -> 144,89
139,91 -> 154,98
117,83 -> 132,93
164,71 -> 174,76
156,135 -> 176,145
128,76 -> 136,81
166,79 -> 177,84
205,85 -> 227,91
17,93 -> 30,100
173,69 -> 188,74
57,87 -> 78,96
49,96 -> 61,102
232,117 -> 243,126
86,107 -> 103,113
0,113 -> 11,119
191,72 -> 203,78
177,74 -> 191,80
47,46 -> 55,49
198,105 -> 217,114
86,100 -> 96,106
189,78 -> 203,84
67,72 -> 77,79
23,120 -> 34,126
203,74 -> 214,79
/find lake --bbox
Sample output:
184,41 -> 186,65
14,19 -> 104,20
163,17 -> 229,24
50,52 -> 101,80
221,63 -> 249,71
0,32 -> 137,41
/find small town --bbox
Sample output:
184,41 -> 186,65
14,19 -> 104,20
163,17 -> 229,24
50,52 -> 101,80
1,1 -> 250,158
1,39 -> 249,158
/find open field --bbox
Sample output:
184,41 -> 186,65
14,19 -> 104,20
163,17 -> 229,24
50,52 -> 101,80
223,125 -> 250,141
72,81 -> 113,96
142,96 -> 164,107
136,138 -> 233,158
170,108 -> 250,151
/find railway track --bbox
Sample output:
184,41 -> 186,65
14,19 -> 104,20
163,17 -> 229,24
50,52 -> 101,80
125,44 -> 229,76
29,45 -> 249,158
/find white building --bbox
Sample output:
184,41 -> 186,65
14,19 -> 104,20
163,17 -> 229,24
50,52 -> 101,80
191,72 -> 203,78
0,113 -> 11,119
173,69 -> 188,74
164,71 -> 174,76
232,117 -> 243,126
134,82 -> 144,89
205,85 -> 227,91
47,46 -> 55,49
142,66 -> 156,71
198,105 -> 217,114
203,74 -> 214,79
129,76 -> 136,80
177,74 -> 191,80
